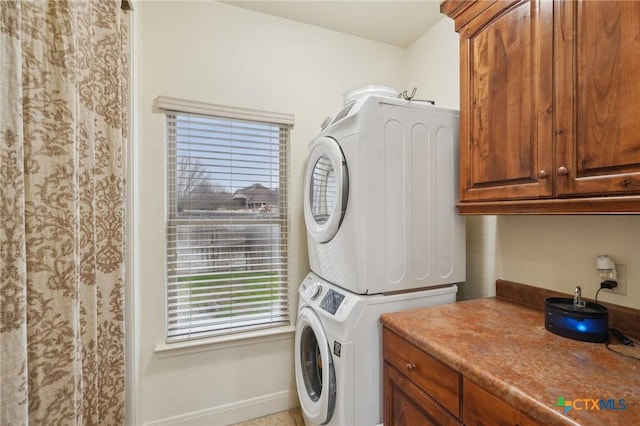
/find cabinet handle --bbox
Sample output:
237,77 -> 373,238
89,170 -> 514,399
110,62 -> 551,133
537,170 -> 548,179
557,166 -> 569,176
406,363 -> 416,371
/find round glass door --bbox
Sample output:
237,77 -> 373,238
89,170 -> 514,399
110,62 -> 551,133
295,307 -> 336,424
304,137 -> 348,243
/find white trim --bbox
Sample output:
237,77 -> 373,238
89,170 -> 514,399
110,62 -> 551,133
154,325 -> 295,358
126,7 -> 138,426
156,96 -> 295,126
143,389 -> 299,426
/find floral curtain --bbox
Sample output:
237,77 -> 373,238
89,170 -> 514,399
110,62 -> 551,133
1,1 -> 129,424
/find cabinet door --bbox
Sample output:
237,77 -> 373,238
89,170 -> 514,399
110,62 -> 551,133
463,378 -> 541,426
383,362 -> 462,426
555,0 -> 640,196
383,328 -> 461,417
459,0 -> 554,202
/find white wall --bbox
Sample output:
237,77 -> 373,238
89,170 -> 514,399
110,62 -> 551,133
407,17 -> 640,308
406,17 -> 459,109
131,1 -> 405,424
495,216 -> 640,308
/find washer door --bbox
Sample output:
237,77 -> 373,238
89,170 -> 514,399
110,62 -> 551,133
304,137 -> 348,243
295,307 -> 336,424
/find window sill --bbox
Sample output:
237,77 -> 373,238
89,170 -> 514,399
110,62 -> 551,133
154,325 -> 296,359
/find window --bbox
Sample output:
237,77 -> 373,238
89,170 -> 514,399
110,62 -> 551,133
159,97 -> 293,342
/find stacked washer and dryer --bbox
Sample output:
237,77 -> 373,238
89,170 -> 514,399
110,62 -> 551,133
294,86 -> 465,426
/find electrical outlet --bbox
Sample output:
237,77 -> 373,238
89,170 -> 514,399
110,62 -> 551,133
610,264 -> 627,295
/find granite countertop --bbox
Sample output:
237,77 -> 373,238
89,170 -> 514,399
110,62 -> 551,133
380,297 -> 640,425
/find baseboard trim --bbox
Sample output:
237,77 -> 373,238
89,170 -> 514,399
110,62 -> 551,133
144,389 -> 299,425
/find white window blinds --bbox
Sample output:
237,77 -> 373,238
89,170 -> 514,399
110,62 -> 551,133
160,97 -> 293,342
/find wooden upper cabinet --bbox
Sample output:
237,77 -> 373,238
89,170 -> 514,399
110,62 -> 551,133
443,0 -> 640,213
555,0 -> 640,196
459,0 -> 554,202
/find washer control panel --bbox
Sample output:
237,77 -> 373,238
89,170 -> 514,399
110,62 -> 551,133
300,273 -> 355,319
319,289 -> 345,315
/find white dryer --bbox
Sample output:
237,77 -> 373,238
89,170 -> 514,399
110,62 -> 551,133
304,88 -> 465,294
294,272 -> 457,426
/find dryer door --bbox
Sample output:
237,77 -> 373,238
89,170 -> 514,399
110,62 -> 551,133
295,307 -> 336,424
304,137 -> 348,243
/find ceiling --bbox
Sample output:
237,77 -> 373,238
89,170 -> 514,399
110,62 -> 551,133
221,1 -> 445,48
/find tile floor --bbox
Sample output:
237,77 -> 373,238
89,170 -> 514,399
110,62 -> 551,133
231,407 -> 304,426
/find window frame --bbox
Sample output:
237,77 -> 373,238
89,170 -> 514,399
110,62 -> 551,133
158,96 -> 294,343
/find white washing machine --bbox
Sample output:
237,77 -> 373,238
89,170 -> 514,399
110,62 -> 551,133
304,87 -> 465,295
294,272 -> 457,426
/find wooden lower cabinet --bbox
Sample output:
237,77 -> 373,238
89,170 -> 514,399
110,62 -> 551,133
463,378 -> 540,426
382,328 -> 461,417
384,362 -> 462,426
383,328 -> 543,426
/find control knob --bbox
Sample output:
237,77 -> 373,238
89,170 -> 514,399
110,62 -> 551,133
307,282 -> 323,300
